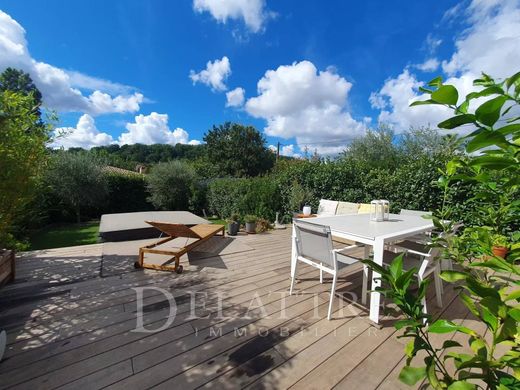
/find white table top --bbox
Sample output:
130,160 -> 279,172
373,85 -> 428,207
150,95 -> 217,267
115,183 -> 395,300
298,213 -> 434,241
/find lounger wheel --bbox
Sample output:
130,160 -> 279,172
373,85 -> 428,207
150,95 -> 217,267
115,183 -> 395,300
134,261 -> 142,269
176,265 -> 183,274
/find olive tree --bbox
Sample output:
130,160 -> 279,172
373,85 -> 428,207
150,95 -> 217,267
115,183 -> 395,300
45,152 -> 108,223
146,160 -> 199,211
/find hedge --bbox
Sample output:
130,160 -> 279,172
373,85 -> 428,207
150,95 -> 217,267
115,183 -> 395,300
207,156 -> 458,223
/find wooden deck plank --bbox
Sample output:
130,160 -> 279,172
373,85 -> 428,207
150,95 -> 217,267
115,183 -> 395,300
0,228 -> 471,390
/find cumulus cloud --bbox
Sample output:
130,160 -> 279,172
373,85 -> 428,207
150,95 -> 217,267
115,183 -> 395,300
246,60 -> 366,154
193,0 -> 272,33
226,87 -> 245,107
415,58 -> 440,72
268,143 -> 301,158
370,0 -> 520,131
189,56 -> 231,92
119,112 -> 201,145
53,114 -> 114,149
0,10 -> 144,115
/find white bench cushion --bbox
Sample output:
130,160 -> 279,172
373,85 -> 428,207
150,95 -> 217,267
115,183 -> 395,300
336,201 -> 359,215
317,199 -> 339,216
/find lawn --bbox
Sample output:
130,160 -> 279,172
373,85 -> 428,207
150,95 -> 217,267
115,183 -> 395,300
29,221 -> 100,250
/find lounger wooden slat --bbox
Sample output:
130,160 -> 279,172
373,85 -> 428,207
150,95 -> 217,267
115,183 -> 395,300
135,221 -> 225,273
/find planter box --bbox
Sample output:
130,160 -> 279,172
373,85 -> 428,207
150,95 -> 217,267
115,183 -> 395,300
0,249 -> 15,287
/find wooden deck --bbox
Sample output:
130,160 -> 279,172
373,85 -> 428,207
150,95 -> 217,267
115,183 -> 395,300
0,229 -> 471,389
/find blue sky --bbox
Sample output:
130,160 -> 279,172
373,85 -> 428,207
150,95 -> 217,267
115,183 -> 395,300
1,0 -> 519,155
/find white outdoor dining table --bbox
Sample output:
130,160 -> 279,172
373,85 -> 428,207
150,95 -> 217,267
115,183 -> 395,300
291,213 -> 434,324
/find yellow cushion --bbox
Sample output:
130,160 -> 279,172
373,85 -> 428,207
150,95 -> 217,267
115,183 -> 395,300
358,203 -> 372,214
336,201 -> 359,215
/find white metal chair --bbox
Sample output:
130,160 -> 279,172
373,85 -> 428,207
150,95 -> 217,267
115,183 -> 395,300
371,246 -> 444,317
391,222 -> 463,271
290,219 -> 362,320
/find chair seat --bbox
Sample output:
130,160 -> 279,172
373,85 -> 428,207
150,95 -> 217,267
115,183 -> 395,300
336,251 -> 363,267
392,240 -> 430,257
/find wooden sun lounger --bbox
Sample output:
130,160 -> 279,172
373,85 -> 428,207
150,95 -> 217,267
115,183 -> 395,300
135,221 -> 225,273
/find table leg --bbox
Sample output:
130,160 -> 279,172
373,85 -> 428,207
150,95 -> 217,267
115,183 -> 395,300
369,238 -> 385,324
361,245 -> 370,305
291,224 -> 297,279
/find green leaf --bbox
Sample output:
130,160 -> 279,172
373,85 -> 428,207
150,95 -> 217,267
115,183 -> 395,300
469,155 -> 515,170
399,366 -> 426,386
496,123 -> 520,136
466,130 -> 509,153
389,253 -> 403,280
438,114 -> 476,129
474,95 -> 507,126
466,86 -> 504,101
459,293 -> 480,317
419,86 -> 433,94
428,319 -> 462,334
431,85 -> 458,105
440,270 -> 467,282
442,340 -> 462,349
505,71 -> 520,90
447,381 -> 476,390
427,76 -> 443,88
410,99 -> 443,107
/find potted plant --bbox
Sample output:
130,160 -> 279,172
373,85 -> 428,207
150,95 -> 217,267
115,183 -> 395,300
226,213 -> 240,236
491,233 -> 509,258
244,215 -> 258,234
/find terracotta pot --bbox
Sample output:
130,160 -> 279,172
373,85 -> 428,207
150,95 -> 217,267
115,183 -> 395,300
492,246 -> 509,258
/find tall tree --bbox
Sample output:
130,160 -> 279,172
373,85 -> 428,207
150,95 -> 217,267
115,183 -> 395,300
0,90 -> 50,247
45,152 -> 108,223
203,122 -> 275,177
0,68 -> 42,107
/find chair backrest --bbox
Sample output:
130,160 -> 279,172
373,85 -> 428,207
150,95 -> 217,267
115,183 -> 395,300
145,221 -> 201,239
317,199 -> 339,216
400,209 -> 432,217
293,219 -> 334,268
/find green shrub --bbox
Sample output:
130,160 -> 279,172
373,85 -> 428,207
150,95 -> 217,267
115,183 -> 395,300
45,152 -> 108,223
146,160 -> 199,211
207,176 -> 281,221
105,173 -> 153,213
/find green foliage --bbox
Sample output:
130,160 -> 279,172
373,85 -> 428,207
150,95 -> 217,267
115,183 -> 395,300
0,90 -> 51,247
0,67 -> 42,108
490,234 -> 509,248
207,176 -> 280,221
203,122 -> 275,177
46,152 -> 108,223
105,172 -> 154,213
364,71 -> 520,389
146,160 -> 200,211
88,142 -> 205,168
244,214 -> 258,223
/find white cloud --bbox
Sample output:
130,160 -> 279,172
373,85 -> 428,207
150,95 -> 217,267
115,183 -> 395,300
193,0 -> 271,33
52,114 -> 114,149
246,60 -> 366,154
118,112 -> 201,146
371,0 -> 520,131
268,143 -> 301,158
0,11 -> 145,115
415,58 -> 440,72
226,87 -> 245,107
189,56 -> 231,92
